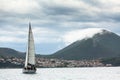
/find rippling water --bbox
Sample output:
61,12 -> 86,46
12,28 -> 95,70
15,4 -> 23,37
0,67 -> 120,80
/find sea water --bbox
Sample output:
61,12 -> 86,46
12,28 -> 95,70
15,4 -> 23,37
0,67 -> 119,80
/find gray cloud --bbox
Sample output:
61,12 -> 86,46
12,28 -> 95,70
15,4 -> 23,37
42,4 -> 79,15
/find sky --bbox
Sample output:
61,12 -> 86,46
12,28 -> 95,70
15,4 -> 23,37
0,0 -> 120,55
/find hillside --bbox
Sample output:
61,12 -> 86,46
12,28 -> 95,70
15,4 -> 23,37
0,48 -> 25,58
51,29 -> 120,60
0,47 -> 46,59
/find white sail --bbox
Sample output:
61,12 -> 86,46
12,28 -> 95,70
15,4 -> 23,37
25,22 -> 35,67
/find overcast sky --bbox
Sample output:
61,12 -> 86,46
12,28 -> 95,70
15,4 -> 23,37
0,0 -> 120,55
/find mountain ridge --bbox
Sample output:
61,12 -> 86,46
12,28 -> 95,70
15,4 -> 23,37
0,47 -> 25,58
51,29 -> 120,60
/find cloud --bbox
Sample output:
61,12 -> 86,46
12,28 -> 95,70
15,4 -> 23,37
41,0 -> 83,15
39,0 -> 100,22
0,26 -> 27,43
1,0 -> 120,27
31,0 -> 120,24
0,0 -> 119,27
33,27 -> 62,43
62,28 -> 105,45
0,25 -> 62,44
0,0 -> 40,14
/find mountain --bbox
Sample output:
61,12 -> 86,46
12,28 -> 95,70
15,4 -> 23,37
0,48 -> 25,58
0,48 -> 45,58
51,29 -> 120,60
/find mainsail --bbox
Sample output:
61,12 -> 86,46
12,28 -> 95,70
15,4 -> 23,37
25,22 -> 35,67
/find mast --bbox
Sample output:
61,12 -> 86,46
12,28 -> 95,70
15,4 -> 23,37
25,22 -> 35,67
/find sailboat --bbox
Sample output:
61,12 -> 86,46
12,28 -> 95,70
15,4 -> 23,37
23,22 -> 36,73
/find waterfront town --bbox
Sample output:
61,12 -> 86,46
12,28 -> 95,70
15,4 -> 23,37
0,57 -> 112,68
